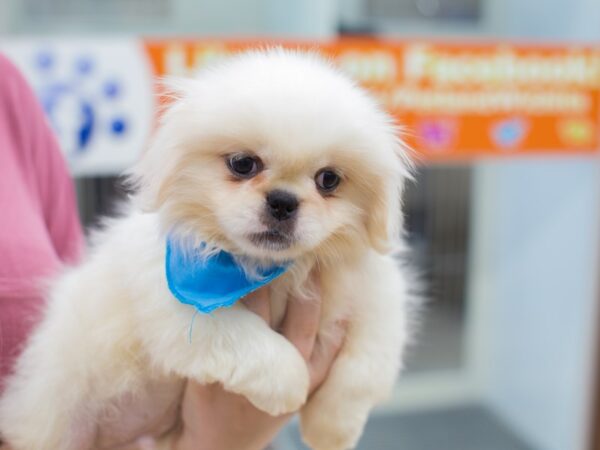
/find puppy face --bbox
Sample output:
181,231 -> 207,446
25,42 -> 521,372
134,50 -> 411,263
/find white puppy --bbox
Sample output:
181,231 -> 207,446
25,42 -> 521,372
0,49 -> 413,450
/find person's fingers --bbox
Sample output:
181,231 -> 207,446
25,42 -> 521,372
242,286 -> 271,325
135,436 -> 158,450
279,275 -> 322,361
308,321 -> 347,393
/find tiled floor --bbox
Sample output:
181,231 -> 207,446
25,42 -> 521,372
275,404 -> 535,450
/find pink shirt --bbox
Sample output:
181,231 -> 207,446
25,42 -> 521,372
0,54 -> 83,387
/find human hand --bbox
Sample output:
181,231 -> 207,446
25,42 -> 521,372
173,275 -> 346,450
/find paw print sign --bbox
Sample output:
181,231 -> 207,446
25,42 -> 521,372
35,51 -> 128,156
1,39 -> 155,176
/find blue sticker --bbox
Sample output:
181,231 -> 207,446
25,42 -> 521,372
103,80 -> 121,99
35,51 -> 54,71
492,118 -> 528,149
75,56 -> 93,75
110,117 -> 127,135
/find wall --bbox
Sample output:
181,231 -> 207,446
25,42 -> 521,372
1,0 -> 339,37
469,1 -> 600,449
470,159 -> 600,450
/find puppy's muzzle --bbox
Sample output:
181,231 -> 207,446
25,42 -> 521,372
252,190 -> 298,249
266,190 -> 298,222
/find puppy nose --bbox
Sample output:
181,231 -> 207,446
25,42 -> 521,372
266,190 -> 299,221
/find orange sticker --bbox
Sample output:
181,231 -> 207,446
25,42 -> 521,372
143,39 -> 600,161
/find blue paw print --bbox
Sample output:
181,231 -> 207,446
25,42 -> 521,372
34,50 -> 128,156
492,118 -> 528,149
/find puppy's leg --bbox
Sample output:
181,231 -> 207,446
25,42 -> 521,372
139,304 -> 310,416
300,261 -> 409,450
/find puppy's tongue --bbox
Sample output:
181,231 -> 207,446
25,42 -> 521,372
165,237 -> 288,314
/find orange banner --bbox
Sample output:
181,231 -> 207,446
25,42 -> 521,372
145,39 -> 600,161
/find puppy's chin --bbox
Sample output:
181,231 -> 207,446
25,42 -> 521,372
248,230 -> 295,251
219,232 -> 307,263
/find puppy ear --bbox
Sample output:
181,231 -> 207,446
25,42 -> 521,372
366,137 -> 413,254
126,77 -> 196,211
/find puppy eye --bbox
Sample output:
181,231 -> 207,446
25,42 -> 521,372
227,154 -> 263,178
315,169 -> 341,194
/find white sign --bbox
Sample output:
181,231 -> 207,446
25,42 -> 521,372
1,38 -> 155,176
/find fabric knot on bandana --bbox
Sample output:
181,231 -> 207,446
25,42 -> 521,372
165,238 -> 288,314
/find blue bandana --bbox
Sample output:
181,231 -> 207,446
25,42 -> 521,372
165,238 -> 288,314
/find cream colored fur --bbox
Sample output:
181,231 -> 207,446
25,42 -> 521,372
0,49 -> 413,450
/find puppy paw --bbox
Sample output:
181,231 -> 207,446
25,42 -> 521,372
226,340 -> 310,416
300,399 -> 368,450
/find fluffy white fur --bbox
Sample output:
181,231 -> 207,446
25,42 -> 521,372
0,49 -> 413,450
